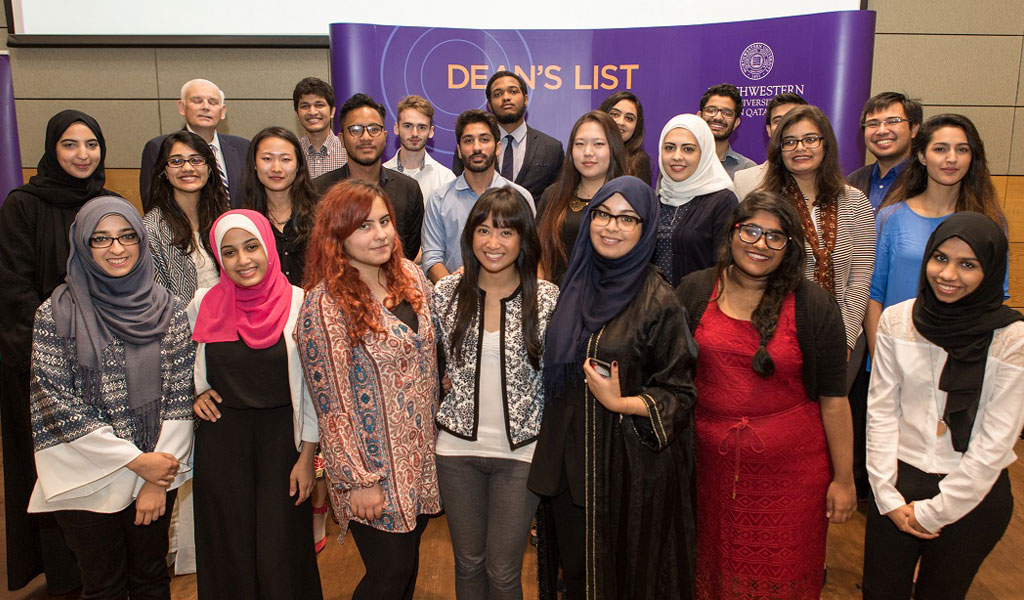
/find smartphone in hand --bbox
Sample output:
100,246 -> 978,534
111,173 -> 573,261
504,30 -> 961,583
589,358 -> 612,378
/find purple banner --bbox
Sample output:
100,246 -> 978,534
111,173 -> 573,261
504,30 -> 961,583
330,11 -> 875,176
0,54 -> 23,207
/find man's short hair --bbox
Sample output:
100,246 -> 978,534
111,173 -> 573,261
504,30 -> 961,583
180,79 -> 225,104
699,83 -> 743,112
396,95 -> 435,124
485,70 -> 529,100
338,93 -> 386,123
764,93 -> 808,127
292,77 -> 335,111
455,109 -> 500,142
860,91 -> 923,127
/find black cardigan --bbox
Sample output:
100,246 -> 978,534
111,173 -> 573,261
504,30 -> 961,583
676,267 -> 848,400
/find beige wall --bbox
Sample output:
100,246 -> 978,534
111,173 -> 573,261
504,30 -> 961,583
3,4 -> 1023,172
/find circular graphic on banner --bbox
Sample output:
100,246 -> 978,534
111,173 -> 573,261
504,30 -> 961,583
739,42 -> 774,81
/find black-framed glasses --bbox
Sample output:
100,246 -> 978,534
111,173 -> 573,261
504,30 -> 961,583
345,124 -> 385,138
592,209 -> 643,232
166,156 -> 207,168
89,232 -> 141,248
862,117 -> 911,130
734,223 -> 789,250
701,106 -> 736,119
780,135 -> 824,151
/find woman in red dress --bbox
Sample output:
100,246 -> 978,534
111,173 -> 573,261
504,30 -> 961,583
677,191 -> 857,599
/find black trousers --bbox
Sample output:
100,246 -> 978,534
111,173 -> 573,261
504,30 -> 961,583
54,489 -> 177,600
193,405 -> 322,600
549,489 -> 585,600
862,461 -> 1013,600
848,352 -> 871,498
348,514 -> 429,600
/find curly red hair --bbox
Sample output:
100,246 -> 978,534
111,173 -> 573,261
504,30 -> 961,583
304,179 -> 424,346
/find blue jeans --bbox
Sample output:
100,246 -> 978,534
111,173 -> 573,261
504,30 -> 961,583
436,455 -> 540,600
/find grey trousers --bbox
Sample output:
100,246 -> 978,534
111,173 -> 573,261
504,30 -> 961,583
436,454 -> 540,600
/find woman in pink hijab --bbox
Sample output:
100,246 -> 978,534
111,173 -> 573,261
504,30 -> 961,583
188,209 -> 322,599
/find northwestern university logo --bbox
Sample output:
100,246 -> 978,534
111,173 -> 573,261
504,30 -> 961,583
739,42 -> 774,81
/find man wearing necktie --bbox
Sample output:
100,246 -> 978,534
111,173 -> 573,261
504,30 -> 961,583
451,70 -> 564,203
139,79 -> 250,210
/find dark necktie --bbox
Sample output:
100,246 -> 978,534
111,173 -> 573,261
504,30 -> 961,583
210,144 -> 230,201
501,134 -> 514,180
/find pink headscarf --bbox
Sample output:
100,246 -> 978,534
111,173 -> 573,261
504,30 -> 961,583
192,209 -> 293,349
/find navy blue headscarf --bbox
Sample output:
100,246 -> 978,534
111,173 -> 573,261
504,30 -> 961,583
543,176 -> 659,398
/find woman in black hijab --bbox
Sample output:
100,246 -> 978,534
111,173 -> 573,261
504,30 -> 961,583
528,176 -> 698,599
863,211 -> 1024,599
0,109 -> 112,593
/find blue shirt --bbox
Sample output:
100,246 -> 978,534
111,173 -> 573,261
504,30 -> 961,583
867,160 -> 907,212
421,171 -> 534,274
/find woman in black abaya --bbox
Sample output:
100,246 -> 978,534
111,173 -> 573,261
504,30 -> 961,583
0,109 -> 112,593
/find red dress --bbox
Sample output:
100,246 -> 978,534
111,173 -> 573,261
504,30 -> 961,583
694,295 -> 830,599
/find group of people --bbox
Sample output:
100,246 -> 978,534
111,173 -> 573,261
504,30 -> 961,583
0,68 -> 1020,600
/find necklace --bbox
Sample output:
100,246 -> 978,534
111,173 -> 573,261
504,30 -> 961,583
568,196 -> 588,212
268,210 -> 292,226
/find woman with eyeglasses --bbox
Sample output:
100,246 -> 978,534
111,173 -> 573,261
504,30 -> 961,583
145,131 -> 229,303
530,176 -> 697,599
189,209 -> 322,600
0,110 -> 113,593
677,192 -> 856,599
652,114 -> 738,286
863,213 -> 1024,600
756,105 -> 875,364
28,196 -> 194,599
598,91 -> 652,184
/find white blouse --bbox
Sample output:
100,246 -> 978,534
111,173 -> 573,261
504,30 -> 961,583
866,299 -> 1024,534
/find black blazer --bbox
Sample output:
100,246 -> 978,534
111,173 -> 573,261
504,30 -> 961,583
452,124 -> 564,201
139,128 -> 250,211
846,158 -> 909,207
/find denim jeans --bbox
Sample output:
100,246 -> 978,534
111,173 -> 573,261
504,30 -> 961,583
436,455 -> 540,600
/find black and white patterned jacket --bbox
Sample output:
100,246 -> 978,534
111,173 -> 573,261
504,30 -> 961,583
433,273 -> 559,449
144,207 -> 198,301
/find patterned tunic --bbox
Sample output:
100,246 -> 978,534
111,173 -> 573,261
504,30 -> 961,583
295,259 -> 440,538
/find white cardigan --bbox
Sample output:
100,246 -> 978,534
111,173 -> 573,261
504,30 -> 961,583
187,285 -> 318,449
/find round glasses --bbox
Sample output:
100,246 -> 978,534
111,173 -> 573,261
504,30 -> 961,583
734,223 -> 789,250
345,124 -> 385,138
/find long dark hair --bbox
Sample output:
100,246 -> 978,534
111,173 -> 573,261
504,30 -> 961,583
716,191 -> 807,377
598,91 -> 649,177
147,130 -> 228,259
882,113 -> 1005,227
448,187 -> 543,369
537,111 -> 626,279
759,105 -> 845,207
242,126 -> 320,243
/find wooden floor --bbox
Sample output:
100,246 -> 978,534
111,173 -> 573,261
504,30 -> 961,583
3,442 -> 1023,599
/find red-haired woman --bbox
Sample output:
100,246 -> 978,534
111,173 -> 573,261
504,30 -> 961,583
296,179 -> 440,600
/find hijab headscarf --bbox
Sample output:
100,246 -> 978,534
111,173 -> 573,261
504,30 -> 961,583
543,176 -> 659,398
656,114 -> 734,207
192,209 -> 293,349
20,110 -> 107,209
50,195 -> 176,450
912,211 -> 1023,452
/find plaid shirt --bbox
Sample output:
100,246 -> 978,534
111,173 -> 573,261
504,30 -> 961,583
300,131 -> 348,179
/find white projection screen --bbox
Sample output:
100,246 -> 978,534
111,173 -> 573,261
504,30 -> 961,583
6,0 -> 863,45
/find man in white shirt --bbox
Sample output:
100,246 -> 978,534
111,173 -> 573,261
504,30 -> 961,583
139,79 -> 250,210
383,95 -> 455,204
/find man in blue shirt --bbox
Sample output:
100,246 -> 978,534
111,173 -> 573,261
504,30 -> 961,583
697,83 -> 756,179
422,110 -> 534,282
846,92 -> 922,212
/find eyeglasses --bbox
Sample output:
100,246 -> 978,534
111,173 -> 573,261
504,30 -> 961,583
734,223 -> 789,250
862,117 -> 911,130
345,124 -> 385,138
166,156 -> 207,168
780,135 -> 824,151
88,232 -> 141,248
592,209 -> 643,232
701,106 -> 736,119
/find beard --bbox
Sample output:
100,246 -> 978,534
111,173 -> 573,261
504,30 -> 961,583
464,151 -> 496,173
709,120 -> 736,142
348,145 -> 384,167
493,104 -> 526,125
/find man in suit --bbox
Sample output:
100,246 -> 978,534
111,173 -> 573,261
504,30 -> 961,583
733,93 -> 807,200
846,92 -> 922,212
313,93 -> 423,259
139,78 -> 250,210
452,70 -> 563,202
